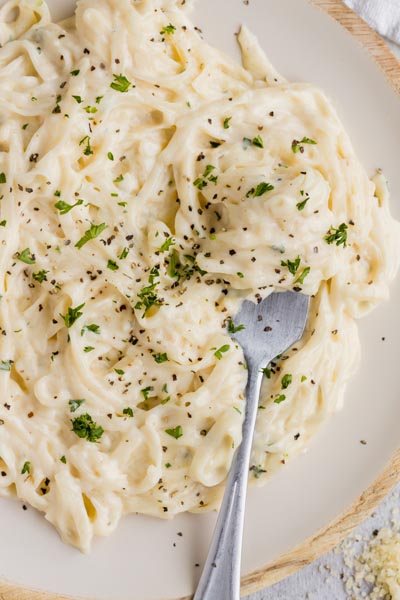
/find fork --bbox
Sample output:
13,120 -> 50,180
193,291 -> 309,600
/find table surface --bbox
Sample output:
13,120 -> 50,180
247,36 -> 400,600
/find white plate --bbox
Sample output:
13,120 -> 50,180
1,1 -> 400,599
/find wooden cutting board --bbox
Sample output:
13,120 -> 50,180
0,1 -> 399,599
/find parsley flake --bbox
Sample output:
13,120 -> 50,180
160,24 -> 176,35
71,413 -> 104,442
281,374 -> 292,389
55,199 -> 83,215
324,223 -> 348,247
214,345 -> 230,360
60,303 -> 85,328
228,320 -> 246,334
165,425 -> 183,439
15,248 -> 35,264
246,182 -> 274,198
110,74 -> 132,93
292,137 -> 317,154
21,461 -> 31,475
75,223 -> 107,249
32,270 -> 49,283
153,352 -> 168,364
69,399 -> 85,413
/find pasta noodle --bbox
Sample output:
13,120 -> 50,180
0,0 -> 398,552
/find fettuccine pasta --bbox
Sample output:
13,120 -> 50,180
0,0 -> 398,552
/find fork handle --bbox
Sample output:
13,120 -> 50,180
193,364 -> 264,600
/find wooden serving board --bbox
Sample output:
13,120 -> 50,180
1,1 -> 399,599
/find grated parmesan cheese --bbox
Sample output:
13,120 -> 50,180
338,504 -> 400,599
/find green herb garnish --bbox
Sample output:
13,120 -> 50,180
55,199 -> 83,215
32,270 -> 49,283
153,353 -> 168,364
21,461 -> 31,475
214,345 -> 230,360
60,303 -> 85,328
292,137 -> 317,153
75,223 -> 107,249
110,74 -> 132,93
165,425 -> 183,439
122,407 -> 134,417
71,413 -> 104,442
281,374 -> 292,390
160,24 -> 176,35
246,182 -> 274,198
324,223 -> 348,247
69,399 -> 85,413
281,256 -> 300,276
228,320 -> 245,334
15,248 -> 35,264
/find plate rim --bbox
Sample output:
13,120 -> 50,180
0,1 -> 399,599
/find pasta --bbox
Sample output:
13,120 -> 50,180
0,0 -> 398,552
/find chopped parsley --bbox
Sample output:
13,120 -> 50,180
135,267 -> 162,316
0,173 -> 6,184
0,360 -> 11,371
281,374 -> 292,389
250,465 -> 266,478
110,74 -> 132,93
107,152 -> 114,161
21,461 -> 31,475
75,223 -> 107,249
292,137 -> 317,153
214,345 -> 230,360
158,237 -> 175,253
153,352 -> 168,364
60,303 -> 85,328
141,386 -> 154,400
72,95 -> 83,104
165,425 -> 183,439
246,182 -> 274,198
84,105 -> 97,114
55,199 -> 83,215
81,324 -> 100,335
252,135 -> 264,148
160,24 -> 176,35
296,197 -> 309,211
194,164 -> 218,190
32,270 -> 49,283
114,368 -> 125,375
119,247 -> 129,260
274,394 -> 286,404
281,256 -> 300,276
69,399 -> 85,413
70,69 -> 80,76
295,266 -> 311,285
0,220 -> 6,226
122,407 -> 134,418
107,259 -> 119,271
223,117 -> 232,129
228,320 -> 246,334
324,223 -> 348,247
113,174 -> 124,183
79,135 -> 94,156
71,413 -> 104,443
15,248 -> 35,264
60,455 -> 67,464
84,346 -> 94,353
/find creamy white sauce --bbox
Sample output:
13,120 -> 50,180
0,0 -> 398,552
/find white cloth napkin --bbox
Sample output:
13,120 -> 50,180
344,0 -> 400,45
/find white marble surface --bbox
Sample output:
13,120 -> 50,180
247,36 -> 400,600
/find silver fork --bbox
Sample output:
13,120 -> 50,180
193,291 -> 309,600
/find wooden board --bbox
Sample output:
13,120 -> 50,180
1,1 -> 399,599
